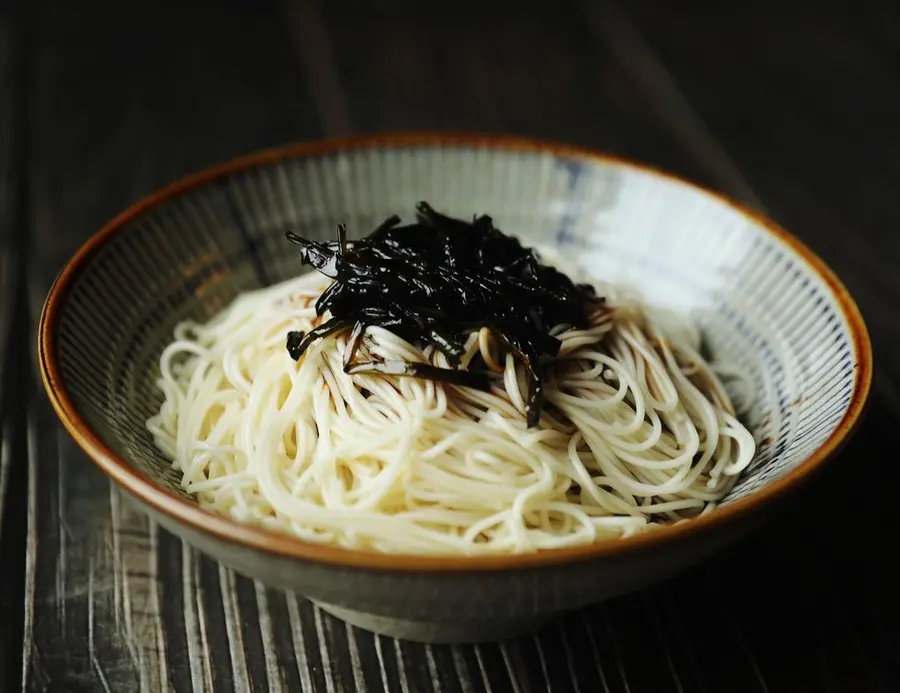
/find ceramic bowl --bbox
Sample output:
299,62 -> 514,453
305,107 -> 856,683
39,133 -> 872,644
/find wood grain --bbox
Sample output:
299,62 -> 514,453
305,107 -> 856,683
14,0 -> 900,691
0,3 -> 28,690
0,1 -> 19,404
623,1 -> 900,417
20,1 -> 317,690
616,3 -> 900,690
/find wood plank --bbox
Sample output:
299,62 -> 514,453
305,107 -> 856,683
1,368 -> 28,693
292,3 -> 734,693
314,0 -> 716,187
21,1 -> 321,691
578,0 -> 766,211
0,3 -> 28,691
600,2 -> 900,691
0,0 -> 19,405
620,0 -> 900,414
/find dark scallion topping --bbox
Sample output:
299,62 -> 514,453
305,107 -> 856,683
284,202 -> 603,427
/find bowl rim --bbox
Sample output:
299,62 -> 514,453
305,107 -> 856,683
38,131 -> 873,573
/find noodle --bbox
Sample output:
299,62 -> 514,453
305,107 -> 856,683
146,257 -> 756,555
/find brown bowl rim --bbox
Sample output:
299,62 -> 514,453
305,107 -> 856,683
38,132 -> 873,573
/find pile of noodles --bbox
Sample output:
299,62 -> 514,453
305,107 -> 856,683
146,253 -> 755,555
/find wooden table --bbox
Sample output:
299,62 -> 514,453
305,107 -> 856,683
1,1 -> 899,691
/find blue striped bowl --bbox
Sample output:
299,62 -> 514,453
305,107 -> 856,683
38,134 -> 872,643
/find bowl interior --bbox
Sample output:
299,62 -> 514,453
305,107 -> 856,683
49,140 -> 861,513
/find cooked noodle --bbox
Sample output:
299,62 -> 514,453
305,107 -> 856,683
146,254 -> 755,555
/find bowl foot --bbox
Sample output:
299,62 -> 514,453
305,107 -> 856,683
312,600 -> 559,644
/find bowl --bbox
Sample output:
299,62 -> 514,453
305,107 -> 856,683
38,133 -> 872,644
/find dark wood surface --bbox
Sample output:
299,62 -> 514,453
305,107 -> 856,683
1,0 -> 899,690
1,1 -> 27,689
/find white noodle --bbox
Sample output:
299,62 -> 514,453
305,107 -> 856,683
146,256 -> 756,555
